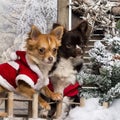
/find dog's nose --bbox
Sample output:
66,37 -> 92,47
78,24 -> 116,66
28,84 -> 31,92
48,57 -> 53,62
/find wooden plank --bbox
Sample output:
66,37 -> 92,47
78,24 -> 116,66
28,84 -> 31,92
4,118 -> 23,120
109,0 -> 120,2
0,98 -> 8,100
29,118 -> 42,120
29,118 -> 58,120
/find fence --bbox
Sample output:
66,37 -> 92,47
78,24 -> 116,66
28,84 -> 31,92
0,92 -> 86,119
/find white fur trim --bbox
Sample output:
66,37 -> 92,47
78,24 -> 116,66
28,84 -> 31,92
7,61 -> 19,70
16,74 -> 35,88
34,78 -> 49,90
10,52 -> 18,60
0,75 -> 16,91
25,55 -> 43,79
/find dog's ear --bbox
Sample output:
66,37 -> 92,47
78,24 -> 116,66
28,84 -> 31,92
51,26 -> 64,41
29,25 -> 41,40
76,20 -> 90,45
77,20 -> 88,34
52,23 -> 67,33
52,23 -> 61,29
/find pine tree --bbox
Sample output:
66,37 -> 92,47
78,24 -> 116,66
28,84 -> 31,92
77,35 -> 120,105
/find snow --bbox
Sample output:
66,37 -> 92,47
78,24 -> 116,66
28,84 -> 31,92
65,98 -> 120,120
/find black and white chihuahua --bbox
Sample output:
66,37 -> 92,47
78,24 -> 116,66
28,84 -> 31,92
39,20 -> 89,118
49,20 -> 89,92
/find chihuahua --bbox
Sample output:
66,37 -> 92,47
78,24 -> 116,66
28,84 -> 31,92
50,20 -> 89,95
0,25 -> 63,112
48,20 -> 89,118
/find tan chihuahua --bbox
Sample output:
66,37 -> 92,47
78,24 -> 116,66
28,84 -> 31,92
0,25 -> 63,110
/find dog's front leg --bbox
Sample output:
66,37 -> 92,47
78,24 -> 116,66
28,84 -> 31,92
38,95 -> 51,110
41,86 -> 63,101
16,80 -> 51,110
16,80 -> 35,98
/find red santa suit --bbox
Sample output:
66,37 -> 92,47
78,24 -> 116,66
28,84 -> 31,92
0,51 -> 49,91
48,81 -> 80,97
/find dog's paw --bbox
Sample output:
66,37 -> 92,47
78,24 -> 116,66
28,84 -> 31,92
51,92 -> 63,101
39,101 -> 51,110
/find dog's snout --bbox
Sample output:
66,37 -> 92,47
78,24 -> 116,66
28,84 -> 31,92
48,57 -> 53,62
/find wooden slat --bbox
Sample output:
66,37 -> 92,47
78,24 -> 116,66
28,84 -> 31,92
0,98 -> 8,100
109,0 -> 120,2
29,116 -> 59,120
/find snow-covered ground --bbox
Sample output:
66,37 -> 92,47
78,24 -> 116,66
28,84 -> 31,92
65,98 -> 120,120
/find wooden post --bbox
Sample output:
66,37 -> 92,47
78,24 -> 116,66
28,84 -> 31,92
57,0 -> 69,29
56,1 -> 69,116
32,93 -> 38,118
7,92 -> 13,117
80,97 -> 85,107
102,102 -> 109,108
56,101 -> 62,118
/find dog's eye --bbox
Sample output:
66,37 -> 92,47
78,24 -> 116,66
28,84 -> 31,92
66,44 -> 73,48
53,48 -> 57,53
39,48 -> 45,53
